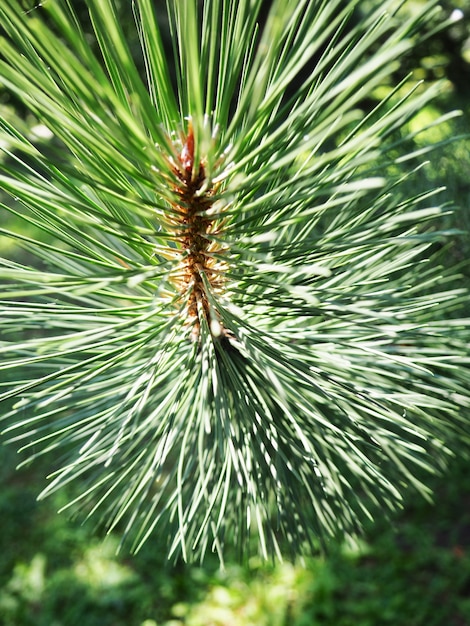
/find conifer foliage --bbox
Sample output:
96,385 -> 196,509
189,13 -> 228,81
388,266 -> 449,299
0,0 -> 469,561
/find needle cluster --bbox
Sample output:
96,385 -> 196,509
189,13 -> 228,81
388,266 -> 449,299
0,0 -> 468,562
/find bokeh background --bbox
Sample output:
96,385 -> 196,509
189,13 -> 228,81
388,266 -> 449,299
1,1 -> 469,624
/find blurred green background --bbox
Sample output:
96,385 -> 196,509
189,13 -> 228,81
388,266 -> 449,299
1,1 -> 470,624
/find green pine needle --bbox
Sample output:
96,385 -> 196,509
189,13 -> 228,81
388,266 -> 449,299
0,0 -> 469,562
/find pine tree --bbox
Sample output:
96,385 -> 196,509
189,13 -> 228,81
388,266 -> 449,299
0,0 -> 469,562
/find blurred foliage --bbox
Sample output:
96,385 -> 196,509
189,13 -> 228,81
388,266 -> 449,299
0,444 -> 469,625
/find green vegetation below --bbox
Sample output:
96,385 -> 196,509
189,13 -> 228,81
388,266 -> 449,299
0,446 -> 469,626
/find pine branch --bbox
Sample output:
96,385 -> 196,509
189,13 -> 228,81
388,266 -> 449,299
0,0 -> 469,562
